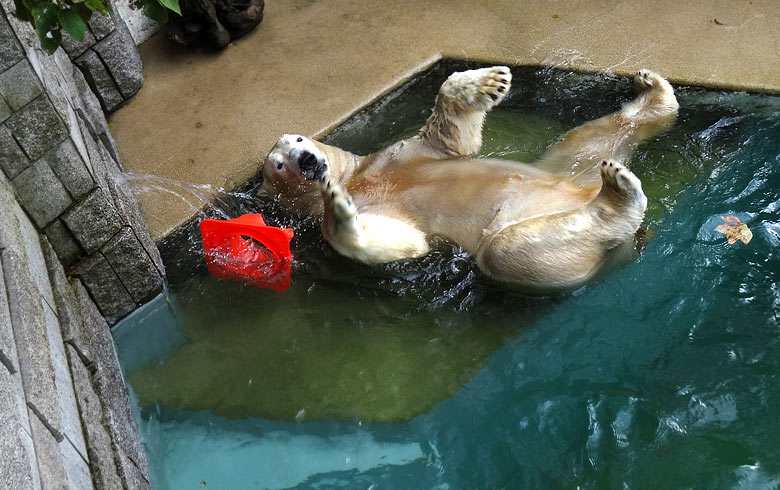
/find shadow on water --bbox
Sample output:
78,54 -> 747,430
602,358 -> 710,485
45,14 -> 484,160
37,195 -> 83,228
115,60 -> 780,489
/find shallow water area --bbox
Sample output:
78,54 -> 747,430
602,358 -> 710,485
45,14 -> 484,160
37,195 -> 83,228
114,63 -> 780,489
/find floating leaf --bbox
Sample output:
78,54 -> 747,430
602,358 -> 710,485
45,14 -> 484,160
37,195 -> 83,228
714,215 -> 752,245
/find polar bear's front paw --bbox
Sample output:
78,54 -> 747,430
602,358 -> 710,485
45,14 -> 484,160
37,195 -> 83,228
633,69 -> 673,96
298,150 -> 328,181
634,69 -> 656,91
319,176 -> 357,223
442,66 -> 512,110
600,161 -> 642,197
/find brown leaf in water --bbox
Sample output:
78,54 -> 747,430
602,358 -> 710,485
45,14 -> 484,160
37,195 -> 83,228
714,215 -> 752,245
714,18 -> 725,26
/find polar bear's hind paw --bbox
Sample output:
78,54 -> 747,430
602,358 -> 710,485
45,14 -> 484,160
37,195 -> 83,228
442,65 -> 512,110
478,66 -> 512,105
600,161 -> 640,194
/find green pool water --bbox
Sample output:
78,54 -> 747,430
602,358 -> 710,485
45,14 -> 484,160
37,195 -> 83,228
114,62 -> 780,489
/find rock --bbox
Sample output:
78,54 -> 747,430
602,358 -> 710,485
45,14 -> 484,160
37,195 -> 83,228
5,96 -> 68,160
68,253 -> 136,324
46,139 -> 97,201
74,50 -> 124,113
103,227 -> 163,303
93,18 -> 143,99
0,60 -> 42,111
0,365 -> 40,490
11,159 -> 73,228
62,188 -> 123,254
168,0 -> 264,49
0,10 -> 23,72
60,27 -> 97,59
44,219 -> 85,266
0,125 -> 30,179
66,344 -> 124,490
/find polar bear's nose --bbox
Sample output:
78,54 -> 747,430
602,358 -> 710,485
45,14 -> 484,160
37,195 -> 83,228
298,150 -> 328,180
298,150 -> 318,169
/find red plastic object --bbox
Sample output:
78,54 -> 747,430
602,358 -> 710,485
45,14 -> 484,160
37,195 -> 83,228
199,214 -> 294,291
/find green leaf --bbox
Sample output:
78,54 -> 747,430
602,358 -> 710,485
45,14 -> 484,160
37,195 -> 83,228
72,3 -> 93,22
157,0 -> 180,15
83,0 -> 112,16
31,3 -> 58,32
31,3 -> 61,53
12,0 -> 33,22
58,7 -> 86,41
21,0 -> 37,12
36,24 -> 62,54
143,0 -> 168,24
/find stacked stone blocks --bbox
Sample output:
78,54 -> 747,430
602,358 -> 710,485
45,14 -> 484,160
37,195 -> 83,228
1,170 -> 150,489
0,6 -> 163,324
62,6 -> 144,113
0,3 -> 160,487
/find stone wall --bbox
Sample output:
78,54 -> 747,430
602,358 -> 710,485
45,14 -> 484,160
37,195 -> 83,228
1,169 -> 149,489
0,3 -> 162,489
60,7 -> 143,113
0,4 -> 164,324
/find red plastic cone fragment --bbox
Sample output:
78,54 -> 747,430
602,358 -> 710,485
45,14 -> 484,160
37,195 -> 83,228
200,214 -> 294,291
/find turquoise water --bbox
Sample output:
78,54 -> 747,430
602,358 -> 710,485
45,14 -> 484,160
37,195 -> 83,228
114,64 -> 780,489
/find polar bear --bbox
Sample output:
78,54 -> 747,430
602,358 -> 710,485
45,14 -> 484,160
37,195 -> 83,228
259,67 -> 679,292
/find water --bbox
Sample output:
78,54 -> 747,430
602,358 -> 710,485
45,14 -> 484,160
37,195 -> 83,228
114,62 -> 780,489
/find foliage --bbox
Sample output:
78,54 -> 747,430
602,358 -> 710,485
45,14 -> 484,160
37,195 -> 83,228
13,0 -> 181,55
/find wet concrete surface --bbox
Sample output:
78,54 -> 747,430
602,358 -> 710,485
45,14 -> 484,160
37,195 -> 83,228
108,0 -> 780,240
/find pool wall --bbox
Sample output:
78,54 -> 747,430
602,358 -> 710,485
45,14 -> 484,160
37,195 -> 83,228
0,5 -> 157,489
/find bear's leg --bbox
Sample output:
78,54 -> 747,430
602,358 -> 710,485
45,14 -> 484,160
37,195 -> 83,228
318,176 -> 430,264
476,161 -> 647,291
418,66 -> 512,157
534,69 -> 678,187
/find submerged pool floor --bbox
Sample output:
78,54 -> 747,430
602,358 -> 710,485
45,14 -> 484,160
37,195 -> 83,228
114,64 -> 780,489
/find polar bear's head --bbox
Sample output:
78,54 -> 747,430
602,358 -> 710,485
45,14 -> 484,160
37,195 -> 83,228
259,134 -> 361,203
260,134 -> 328,197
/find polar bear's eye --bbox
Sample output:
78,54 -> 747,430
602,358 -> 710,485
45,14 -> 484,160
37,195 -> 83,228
296,137 -> 303,143
277,163 -> 283,170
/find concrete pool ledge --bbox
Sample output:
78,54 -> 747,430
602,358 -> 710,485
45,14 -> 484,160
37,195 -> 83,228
107,0 -> 780,241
